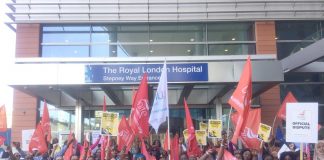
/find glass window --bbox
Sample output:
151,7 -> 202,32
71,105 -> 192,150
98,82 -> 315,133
149,24 -> 205,42
43,33 -> 90,43
42,46 -> 89,57
276,21 -> 321,40
207,22 -> 255,41
277,42 -> 313,60
150,44 -> 206,56
208,44 -> 255,55
117,24 -> 149,42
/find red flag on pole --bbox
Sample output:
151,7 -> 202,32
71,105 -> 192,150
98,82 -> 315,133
0,105 -> 7,132
141,138 -> 156,160
117,116 -> 135,153
228,56 -> 252,144
231,109 -> 261,150
80,136 -> 89,160
171,134 -> 179,160
184,99 -> 201,157
129,73 -> 150,138
64,133 -> 74,160
41,99 -> 51,142
0,136 -> 6,146
29,122 -> 48,154
101,136 -> 109,160
277,92 -> 297,120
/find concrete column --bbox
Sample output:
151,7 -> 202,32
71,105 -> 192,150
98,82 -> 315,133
215,98 -> 222,120
74,100 -> 83,142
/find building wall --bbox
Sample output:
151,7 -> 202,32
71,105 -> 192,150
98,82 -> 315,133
12,24 -> 40,142
255,21 -> 281,125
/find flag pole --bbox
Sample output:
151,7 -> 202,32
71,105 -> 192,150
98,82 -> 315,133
168,116 -> 171,160
300,143 -> 303,160
227,106 -> 233,140
165,58 -> 171,160
271,115 -> 277,136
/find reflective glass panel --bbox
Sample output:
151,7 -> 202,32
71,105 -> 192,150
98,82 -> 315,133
149,23 -> 205,42
208,44 -> 255,55
207,22 -> 255,41
43,33 -> 90,43
277,42 -> 313,60
276,21 -> 321,40
149,44 -> 206,56
42,46 -> 89,57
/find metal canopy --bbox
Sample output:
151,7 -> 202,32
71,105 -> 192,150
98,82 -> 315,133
281,38 -> 324,73
8,55 -> 284,108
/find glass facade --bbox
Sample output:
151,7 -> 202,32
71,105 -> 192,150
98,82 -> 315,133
276,21 -> 324,60
41,22 -> 256,57
277,21 -> 324,122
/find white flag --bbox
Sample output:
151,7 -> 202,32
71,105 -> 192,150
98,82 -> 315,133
149,62 -> 169,133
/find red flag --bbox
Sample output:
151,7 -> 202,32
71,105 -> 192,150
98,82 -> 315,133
141,138 -> 156,160
231,109 -> 261,150
29,122 -> 48,154
184,99 -> 201,157
103,96 -> 107,112
0,136 -> 6,146
163,131 -> 169,151
0,105 -> 7,132
129,73 -> 150,138
101,136 -> 109,160
277,92 -> 297,120
117,116 -> 135,153
41,99 -> 51,142
228,56 -> 252,144
80,136 -> 89,160
171,134 -> 179,160
223,149 -> 238,160
64,133 -> 74,160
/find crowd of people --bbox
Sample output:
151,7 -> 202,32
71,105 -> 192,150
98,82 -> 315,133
0,129 -> 323,160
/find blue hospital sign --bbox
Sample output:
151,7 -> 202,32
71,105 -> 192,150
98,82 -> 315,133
85,63 -> 208,83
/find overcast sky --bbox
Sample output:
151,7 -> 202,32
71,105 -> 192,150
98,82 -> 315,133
0,0 -> 16,127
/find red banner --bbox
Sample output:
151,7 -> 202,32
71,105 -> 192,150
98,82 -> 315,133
29,122 -> 48,154
184,99 -> 201,157
41,99 -> 51,142
231,109 -> 261,150
0,105 -> 7,132
228,56 -> 252,144
129,73 -> 150,138
117,116 -> 134,153
277,92 -> 297,120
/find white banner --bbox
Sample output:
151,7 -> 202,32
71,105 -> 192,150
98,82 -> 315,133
286,103 -> 318,143
22,129 -> 34,151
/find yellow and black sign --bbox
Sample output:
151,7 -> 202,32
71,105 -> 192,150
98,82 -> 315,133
208,119 -> 222,138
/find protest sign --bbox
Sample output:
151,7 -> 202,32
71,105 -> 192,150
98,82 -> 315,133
286,103 -> 318,143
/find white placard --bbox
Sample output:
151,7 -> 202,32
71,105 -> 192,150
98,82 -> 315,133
22,129 -> 34,151
286,103 -> 318,143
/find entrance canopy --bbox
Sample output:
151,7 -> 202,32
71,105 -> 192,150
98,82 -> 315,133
8,55 -> 283,108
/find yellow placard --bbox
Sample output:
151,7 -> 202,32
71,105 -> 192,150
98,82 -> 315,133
183,129 -> 189,141
195,130 -> 207,145
199,122 -> 208,131
101,112 -> 119,136
257,123 -> 272,142
208,119 -> 222,138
